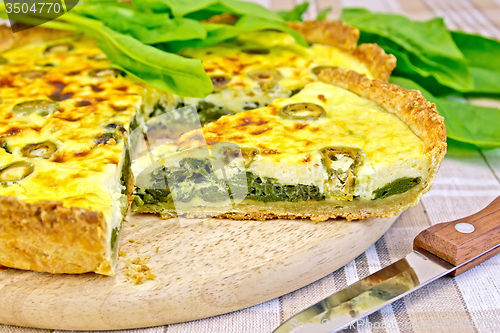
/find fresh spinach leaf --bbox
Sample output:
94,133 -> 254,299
132,0 -> 284,22
163,14 -> 307,52
451,31 -> 500,95
277,2 -> 309,22
390,76 -> 500,148
75,3 -> 206,44
317,6 -> 332,20
340,8 -> 474,92
63,13 -> 212,98
452,31 -> 500,71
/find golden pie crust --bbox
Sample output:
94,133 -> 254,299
0,196 -> 111,274
288,20 -> 396,81
0,24 -> 72,53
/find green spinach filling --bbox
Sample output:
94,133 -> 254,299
0,139 -> 11,154
110,226 -> 120,252
120,147 -> 131,195
132,157 -> 325,207
175,101 -> 234,126
372,177 -> 421,200
246,172 -> 325,202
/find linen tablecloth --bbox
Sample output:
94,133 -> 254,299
1,0 -> 500,332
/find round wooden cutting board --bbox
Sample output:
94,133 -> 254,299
0,213 -> 399,330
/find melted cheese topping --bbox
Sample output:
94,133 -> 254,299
165,82 -> 430,200
179,31 -> 372,114
0,37 -> 148,224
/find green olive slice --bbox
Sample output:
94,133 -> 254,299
0,161 -> 34,182
21,141 -> 57,159
22,70 -> 46,80
210,75 -> 231,90
89,68 -> 122,78
247,69 -> 281,90
12,99 -> 59,117
320,147 -> 364,200
312,65 -> 338,76
44,42 -> 73,54
279,103 -> 326,120
241,147 -> 259,167
87,53 -> 107,61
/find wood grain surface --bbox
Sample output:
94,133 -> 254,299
414,196 -> 500,276
0,213 -> 398,330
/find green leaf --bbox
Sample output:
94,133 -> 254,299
62,13 -> 212,98
132,0 -> 284,22
163,14 -> 307,52
316,6 -> 332,20
277,2 -> 309,22
468,67 -> 500,96
390,76 -> 500,148
451,31 -> 500,95
340,8 -> 474,93
74,3 -> 206,44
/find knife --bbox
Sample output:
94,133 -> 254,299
273,196 -> 500,333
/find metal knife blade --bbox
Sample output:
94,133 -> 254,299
274,196 -> 500,333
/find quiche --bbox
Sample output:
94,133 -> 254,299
131,70 -> 446,221
0,20 -> 399,275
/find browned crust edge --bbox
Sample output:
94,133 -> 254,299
0,24 -> 73,53
351,43 -> 397,82
287,20 -> 360,51
287,20 -> 396,81
0,196 -> 113,275
318,68 -> 447,201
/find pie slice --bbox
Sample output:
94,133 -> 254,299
131,69 -> 446,221
0,28 -> 161,275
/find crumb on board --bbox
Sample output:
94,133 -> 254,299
128,239 -> 135,243
125,257 -> 156,285
156,247 -> 160,253
119,251 -> 127,257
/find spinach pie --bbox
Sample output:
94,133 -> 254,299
0,20 -> 404,275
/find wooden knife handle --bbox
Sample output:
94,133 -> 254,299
413,196 -> 500,276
